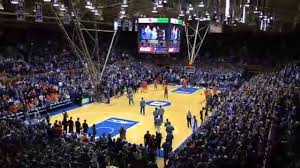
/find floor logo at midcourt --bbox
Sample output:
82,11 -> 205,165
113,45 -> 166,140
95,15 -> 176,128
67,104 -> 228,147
146,100 -> 172,107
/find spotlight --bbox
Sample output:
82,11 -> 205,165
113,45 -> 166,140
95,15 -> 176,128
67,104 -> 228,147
253,6 -> 259,14
188,4 -> 193,11
91,8 -> 97,13
53,0 -> 59,7
85,0 -> 93,9
152,7 -> 158,13
121,0 -> 128,8
43,0 -> 51,2
198,1 -> 204,7
188,15 -> 192,20
120,8 -> 126,15
10,0 -> 19,4
245,0 -> 250,7
179,10 -> 185,17
157,1 -> 163,8
59,4 -> 66,11
163,0 -> 167,3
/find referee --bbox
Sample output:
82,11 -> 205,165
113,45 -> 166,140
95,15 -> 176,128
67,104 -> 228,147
140,97 -> 146,115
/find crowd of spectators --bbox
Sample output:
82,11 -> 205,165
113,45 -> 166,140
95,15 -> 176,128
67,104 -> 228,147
190,64 -> 244,89
100,60 -> 244,101
1,39 -> 298,168
0,51 -> 88,118
0,63 -> 297,168
1,40 -> 246,119
0,118 -> 160,168
167,64 -> 299,168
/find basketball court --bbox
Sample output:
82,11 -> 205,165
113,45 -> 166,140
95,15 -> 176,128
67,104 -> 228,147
50,84 -> 208,151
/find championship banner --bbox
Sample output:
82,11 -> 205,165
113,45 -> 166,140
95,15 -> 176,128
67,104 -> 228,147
122,18 -> 129,31
16,0 -> 25,21
63,13 -> 71,25
35,2 -> 43,23
128,19 -> 133,31
134,20 -> 138,31
122,19 -> 126,31
117,18 -> 122,28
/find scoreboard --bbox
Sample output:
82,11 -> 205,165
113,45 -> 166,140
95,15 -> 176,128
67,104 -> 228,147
137,18 -> 184,54
169,18 -> 183,53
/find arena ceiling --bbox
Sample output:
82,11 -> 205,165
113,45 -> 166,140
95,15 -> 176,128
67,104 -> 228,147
0,0 -> 299,32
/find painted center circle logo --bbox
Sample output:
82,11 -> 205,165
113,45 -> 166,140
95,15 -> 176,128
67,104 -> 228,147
146,100 -> 171,107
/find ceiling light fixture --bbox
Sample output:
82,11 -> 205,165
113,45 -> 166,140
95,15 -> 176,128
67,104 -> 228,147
188,4 -> 193,11
85,0 -> 93,9
245,0 -> 250,7
259,12 -> 263,18
179,10 -> 185,17
157,1 -> 163,8
253,6 -> 259,14
10,0 -> 19,4
120,8 -> 126,15
198,1 -> 204,7
53,0 -> 60,7
121,0 -> 128,8
152,7 -> 158,13
207,15 -> 211,20
59,4 -> 66,11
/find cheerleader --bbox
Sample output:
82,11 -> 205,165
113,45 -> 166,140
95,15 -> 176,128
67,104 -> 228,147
164,85 -> 168,99
153,79 -> 158,90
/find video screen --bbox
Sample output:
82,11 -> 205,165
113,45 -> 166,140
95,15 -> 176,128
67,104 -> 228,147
168,25 -> 181,53
138,24 -> 168,54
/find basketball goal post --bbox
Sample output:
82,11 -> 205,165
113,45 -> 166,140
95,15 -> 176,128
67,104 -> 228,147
184,20 -> 210,69
51,5 -> 117,102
